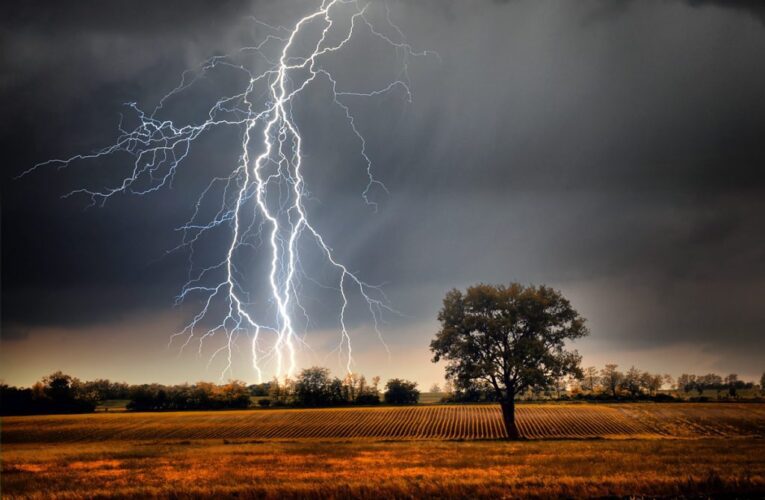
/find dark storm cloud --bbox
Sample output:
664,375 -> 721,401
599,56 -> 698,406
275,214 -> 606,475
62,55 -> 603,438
0,0 -> 258,334
2,1 -> 764,376
2,0 -> 251,31
1,325 -> 30,342
588,0 -> 765,25
686,1 -> 765,25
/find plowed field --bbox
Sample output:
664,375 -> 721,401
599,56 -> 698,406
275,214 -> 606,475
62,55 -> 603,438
3,403 -> 764,442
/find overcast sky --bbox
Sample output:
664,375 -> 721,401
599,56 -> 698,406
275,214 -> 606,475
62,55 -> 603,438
2,0 -> 764,386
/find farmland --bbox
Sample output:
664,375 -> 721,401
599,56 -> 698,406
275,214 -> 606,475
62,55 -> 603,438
3,403 -> 764,442
2,403 -> 764,498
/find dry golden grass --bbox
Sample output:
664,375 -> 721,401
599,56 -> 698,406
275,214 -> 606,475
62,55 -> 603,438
3,403 -> 764,442
2,439 -> 764,498
3,403 -> 764,498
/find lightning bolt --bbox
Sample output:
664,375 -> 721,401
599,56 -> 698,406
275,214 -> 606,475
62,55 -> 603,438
21,0 -> 434,382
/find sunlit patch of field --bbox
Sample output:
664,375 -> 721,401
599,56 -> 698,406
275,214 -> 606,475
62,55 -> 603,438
3,403 -> 764,442
2,439 -> 764,498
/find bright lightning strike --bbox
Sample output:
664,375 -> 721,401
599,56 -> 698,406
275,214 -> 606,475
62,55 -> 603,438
21,0 -> 434,382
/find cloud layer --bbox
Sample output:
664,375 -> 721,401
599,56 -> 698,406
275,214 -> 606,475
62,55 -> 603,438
2,0 -> 764,384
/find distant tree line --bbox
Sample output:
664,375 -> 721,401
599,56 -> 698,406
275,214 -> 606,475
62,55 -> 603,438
3,366 -> 760,415
0,372 -> 99,415
676,373 -> 754,397
1,367 -> 420,415
443,364 -> 763,403
126,381 -> 251,411
252,367 -> 419,407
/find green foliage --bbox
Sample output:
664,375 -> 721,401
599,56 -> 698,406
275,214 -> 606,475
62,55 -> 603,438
292,367 -> 381,407
248,382 -> 272,397
431,283 -> 588,401
383,379 -> 419,404
430,283 -> 587,438
294,367 -> 343,407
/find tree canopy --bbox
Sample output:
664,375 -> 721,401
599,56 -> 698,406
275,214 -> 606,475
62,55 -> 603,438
430,283 -> 588,438
383,379 -> 420,404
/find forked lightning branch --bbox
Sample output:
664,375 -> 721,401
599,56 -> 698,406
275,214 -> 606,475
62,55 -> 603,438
22,0 -> 434,382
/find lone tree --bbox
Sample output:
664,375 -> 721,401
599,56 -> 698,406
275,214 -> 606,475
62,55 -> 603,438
430,283 -> 588,439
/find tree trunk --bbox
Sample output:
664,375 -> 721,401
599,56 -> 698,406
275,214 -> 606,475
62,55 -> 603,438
500,399 -> 520,439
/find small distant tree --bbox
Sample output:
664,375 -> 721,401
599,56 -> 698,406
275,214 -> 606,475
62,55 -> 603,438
429,383 -> 442,393
430,283 -> 587,438
638,371 -> 652,395
640,372 -> 663,396
384,379 -> 419,404
552,376 -> 567,398
600,364 -> 624,397
677,374 -> 696,394
31,381 -> 46,400
696,373 -> 722,396
127,384 -> 164,411
581,366 -> 598,392
650,373 -> 665,395
443,379 -> 454,395
192,382 -> 216,408
342,372 -> 362,402
219,380 -> 251,408
248,382 -> 272,397
663,374 -> 675,391
40,371 -> 96,412
268,377 -> 293,406
294,367 -> 339,407
724,374 -> 739,398
81,379 -> 111,401
451,380 -> 499,402
42,371 -> 74,402
622,366 -> 643,397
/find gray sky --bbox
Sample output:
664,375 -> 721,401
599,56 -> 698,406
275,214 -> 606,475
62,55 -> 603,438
2,0 -> 764,386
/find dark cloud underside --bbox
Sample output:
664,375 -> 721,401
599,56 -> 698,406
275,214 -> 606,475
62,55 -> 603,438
2,0 -> 763,382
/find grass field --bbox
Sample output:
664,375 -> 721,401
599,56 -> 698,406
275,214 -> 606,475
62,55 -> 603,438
3,439 -> 764,498
2,403 -> 764,498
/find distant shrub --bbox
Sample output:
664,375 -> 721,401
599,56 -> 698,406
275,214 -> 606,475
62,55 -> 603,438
384,379 -> 419,405
653,393 -> 676,402
248,382 -> 272,397
445,383 -> 499,403
355,393 -> 380,405
258,398 -> 271,408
